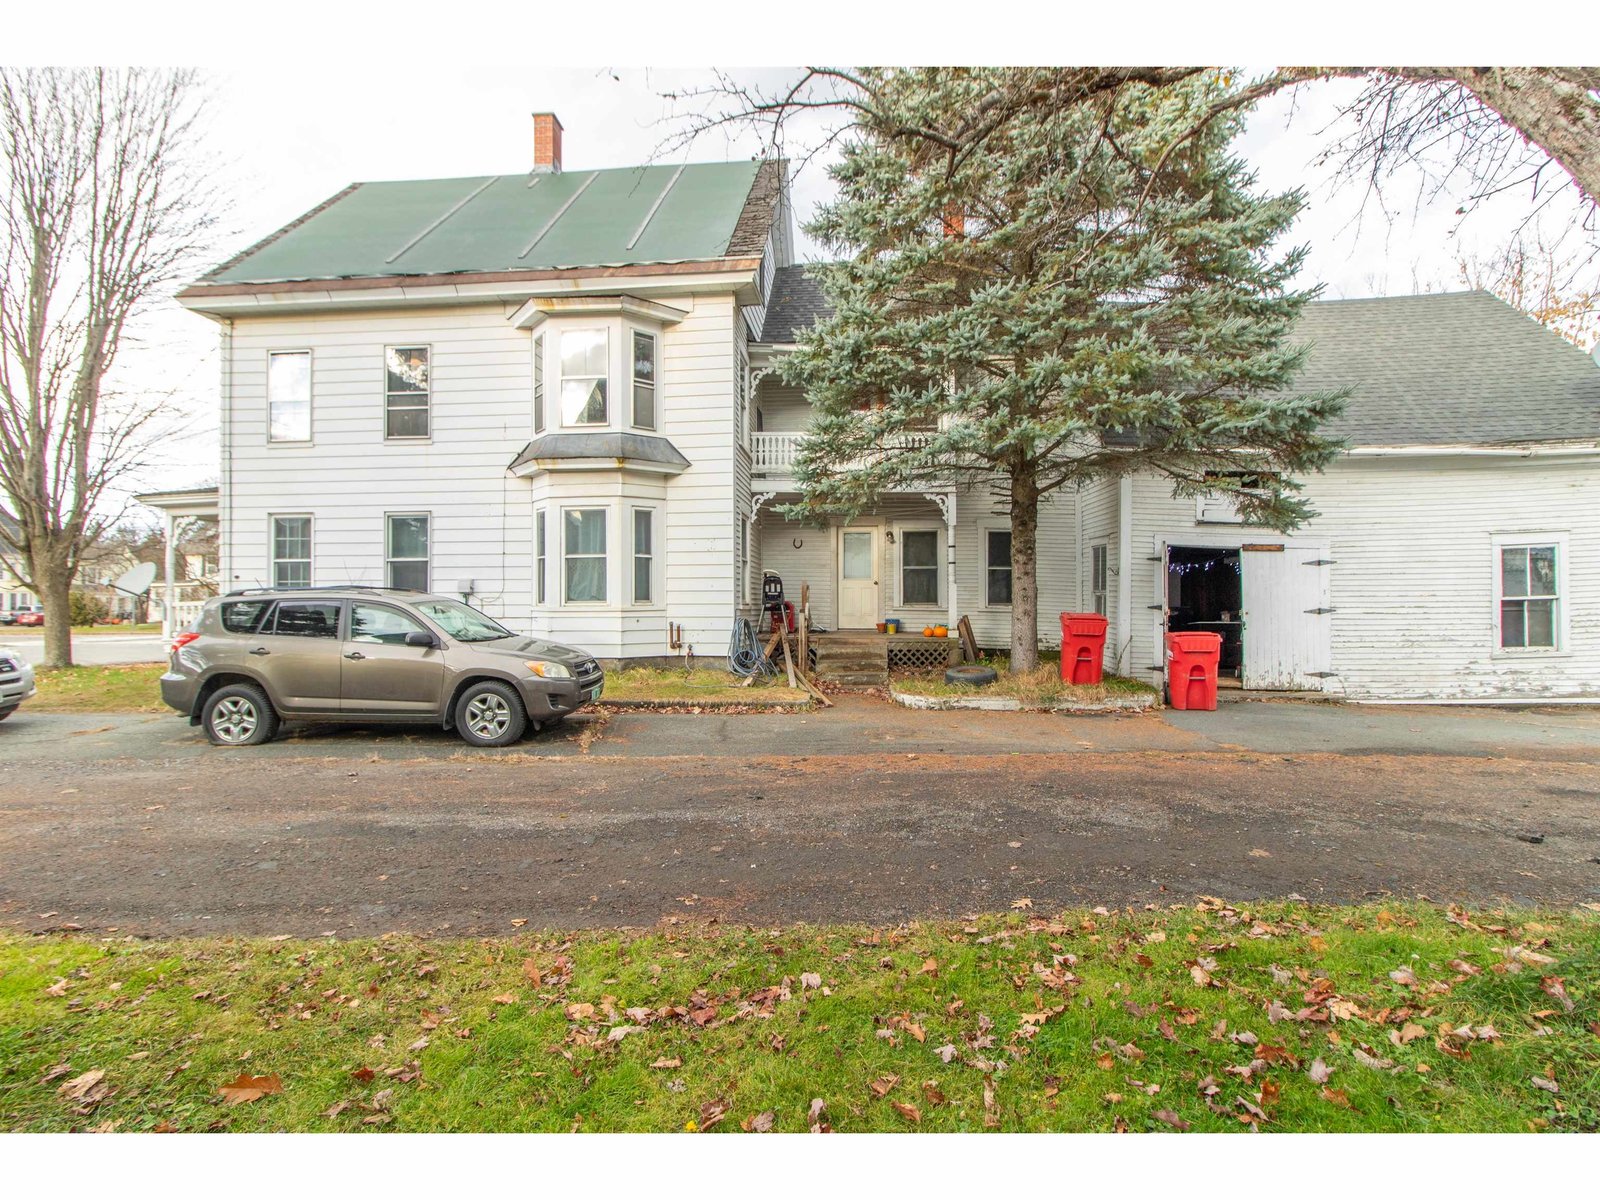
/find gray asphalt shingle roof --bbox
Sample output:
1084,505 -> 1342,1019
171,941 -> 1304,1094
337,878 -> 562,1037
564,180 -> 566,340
197,161 -> 781,287
757,268 -> 1600,447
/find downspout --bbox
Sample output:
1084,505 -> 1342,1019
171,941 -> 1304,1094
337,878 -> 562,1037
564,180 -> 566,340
220,317 -> 234,591
1116,475 -> 1133,675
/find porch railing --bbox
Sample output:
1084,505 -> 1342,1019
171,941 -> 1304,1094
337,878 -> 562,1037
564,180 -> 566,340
751,430 -> 936,475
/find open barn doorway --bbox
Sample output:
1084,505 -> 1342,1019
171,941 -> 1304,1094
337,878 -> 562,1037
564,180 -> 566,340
1165,545 -> 1243,685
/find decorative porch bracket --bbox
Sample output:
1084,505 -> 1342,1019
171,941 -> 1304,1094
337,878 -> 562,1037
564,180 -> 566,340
750,491 -> 778,520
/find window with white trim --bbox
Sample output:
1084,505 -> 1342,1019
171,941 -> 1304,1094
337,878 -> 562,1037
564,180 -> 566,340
535,509 -> 547,606
533,333 -> 546,434
632,509 -> 654,604
1091,542 -> 1108,616
267,351 -> 311,442
1497,537 -> 1562,650
271,516 -> 311,588
985,529 -> 1012,606
560,329 -> 608,426
563,508 -> 607,603
384,346 -> 429,439
900,528 -> 940,606
631,331 -> 656,430
385,514 -> 430,591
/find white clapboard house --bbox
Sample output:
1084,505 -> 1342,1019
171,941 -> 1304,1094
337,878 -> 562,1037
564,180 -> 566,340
167,116 -> 1600,701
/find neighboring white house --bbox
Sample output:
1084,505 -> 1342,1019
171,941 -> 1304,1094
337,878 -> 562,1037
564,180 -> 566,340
176,115 -> 1600,701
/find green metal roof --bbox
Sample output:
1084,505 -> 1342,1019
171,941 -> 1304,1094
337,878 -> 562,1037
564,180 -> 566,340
202,160 -> 769,285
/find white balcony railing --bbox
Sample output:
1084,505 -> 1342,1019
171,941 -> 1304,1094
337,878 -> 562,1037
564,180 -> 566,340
751,430 -> 937,475
752,431 -> 805,473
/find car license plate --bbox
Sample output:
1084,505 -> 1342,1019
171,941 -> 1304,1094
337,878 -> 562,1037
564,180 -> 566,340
585,682 -> 603,703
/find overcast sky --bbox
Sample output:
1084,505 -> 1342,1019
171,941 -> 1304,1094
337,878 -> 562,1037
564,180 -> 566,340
117,65 -> 1588,499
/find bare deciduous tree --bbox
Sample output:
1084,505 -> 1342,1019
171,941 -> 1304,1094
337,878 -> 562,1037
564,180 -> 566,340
663,67 -> 1600,220
1459,232 -> 1600,351
0,68 -> 217,665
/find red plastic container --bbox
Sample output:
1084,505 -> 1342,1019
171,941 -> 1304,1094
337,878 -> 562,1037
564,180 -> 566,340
1165,631 -> 1222,711
1059,612 -> 1109,685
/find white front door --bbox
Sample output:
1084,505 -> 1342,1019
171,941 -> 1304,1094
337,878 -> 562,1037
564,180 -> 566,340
837,527 -> 880,629
1239,542 -> 1332,690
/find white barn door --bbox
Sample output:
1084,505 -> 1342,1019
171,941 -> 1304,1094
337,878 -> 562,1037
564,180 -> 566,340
1240,542 -> 1332,690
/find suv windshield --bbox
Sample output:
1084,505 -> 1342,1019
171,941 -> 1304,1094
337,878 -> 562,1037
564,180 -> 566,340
412,599 -> 513,643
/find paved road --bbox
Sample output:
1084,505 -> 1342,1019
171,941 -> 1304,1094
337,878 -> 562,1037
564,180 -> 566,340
1,633 -> 167,666
1,698 -> 1597,936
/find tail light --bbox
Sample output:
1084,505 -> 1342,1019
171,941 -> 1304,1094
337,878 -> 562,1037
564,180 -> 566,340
171,632 -> 201,654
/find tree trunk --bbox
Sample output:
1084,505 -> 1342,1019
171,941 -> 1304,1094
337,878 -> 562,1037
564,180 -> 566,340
39,561 -> 73,667
1447,68 -> 1600,208
1008,467 -> 1040,673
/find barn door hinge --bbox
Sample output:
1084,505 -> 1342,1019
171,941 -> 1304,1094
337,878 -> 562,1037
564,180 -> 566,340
1304,607 -> 1335,614
1305,670 -> 1339,678
1146,555 -> 1163,561
1147,603 -> 1164,610
1303,558 -> 1336,565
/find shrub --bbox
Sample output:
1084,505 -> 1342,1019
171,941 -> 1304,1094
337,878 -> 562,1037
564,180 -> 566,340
68,590 -> 110,626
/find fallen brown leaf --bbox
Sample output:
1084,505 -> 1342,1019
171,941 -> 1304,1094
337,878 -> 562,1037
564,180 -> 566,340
869,1074 -> 900,1098
891,1100 -> 922,1124
650,1057 -> 682,1070
217,1073 -> 283,1105
1152,1108 -> 1191,1131
741,1109 -> 776,1133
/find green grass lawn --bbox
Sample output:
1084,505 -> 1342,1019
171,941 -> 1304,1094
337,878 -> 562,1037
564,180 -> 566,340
893,653 -> 1157,707
71,623 -> 162,636
2,902 -> 1593,1132
29,664 -> 167,713
601,665 -> 811,706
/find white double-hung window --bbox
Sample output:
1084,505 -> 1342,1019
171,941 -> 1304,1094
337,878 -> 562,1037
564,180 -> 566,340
560,329 -> 608,426
271,516 -> 312,588
384,346 -> 430,439
632,509 -> 655,604
386,514 -> 430,591
631,331 -> 657,430
900,529 -> 940,606
564,509 -> 607,603
1495,534 -> 1565,651
1091,543 -> 1109,616
267,351 -> 311,442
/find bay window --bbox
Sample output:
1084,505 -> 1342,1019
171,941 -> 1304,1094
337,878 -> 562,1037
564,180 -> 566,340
632,331 -> 656,430
632,509 -> 655,604
535,509 -> 547,605
533,333 -> 546,433
560,329 -> 608,425
564,509 -> 607,603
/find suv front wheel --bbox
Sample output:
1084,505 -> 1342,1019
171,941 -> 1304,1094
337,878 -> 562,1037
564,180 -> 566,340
455,680 -> 528,747
202,683 -> 280,747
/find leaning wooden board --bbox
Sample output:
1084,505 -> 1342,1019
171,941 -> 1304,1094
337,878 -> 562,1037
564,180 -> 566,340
957,615 -> 980,663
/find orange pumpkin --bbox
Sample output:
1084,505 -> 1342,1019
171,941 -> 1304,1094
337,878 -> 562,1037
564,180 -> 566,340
933,625 -> 949,638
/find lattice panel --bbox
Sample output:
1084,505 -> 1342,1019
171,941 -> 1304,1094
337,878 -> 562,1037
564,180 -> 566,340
888,642 -> 957,672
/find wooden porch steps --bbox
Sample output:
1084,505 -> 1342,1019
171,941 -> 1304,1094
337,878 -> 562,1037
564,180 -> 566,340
810,635 -> 890,686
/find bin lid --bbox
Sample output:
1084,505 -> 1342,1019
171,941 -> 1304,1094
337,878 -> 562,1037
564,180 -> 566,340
1060,612 -> 1108,631
1166,631 -> 1222,651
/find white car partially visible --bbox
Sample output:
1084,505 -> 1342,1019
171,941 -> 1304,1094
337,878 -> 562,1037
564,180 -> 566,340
0,644 -> 37,721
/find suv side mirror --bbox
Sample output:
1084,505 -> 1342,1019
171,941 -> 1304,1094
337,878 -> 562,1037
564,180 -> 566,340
405,631 -> 438,648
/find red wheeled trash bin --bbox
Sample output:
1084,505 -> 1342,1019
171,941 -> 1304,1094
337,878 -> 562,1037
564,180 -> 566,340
1059,613 -> 1108,684
1165,631 -> 1222,711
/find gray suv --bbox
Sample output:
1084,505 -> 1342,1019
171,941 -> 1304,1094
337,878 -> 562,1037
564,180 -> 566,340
161,587 -> 603,748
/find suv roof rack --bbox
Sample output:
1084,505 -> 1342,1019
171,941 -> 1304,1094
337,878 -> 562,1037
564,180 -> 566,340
223,585 -> 427,597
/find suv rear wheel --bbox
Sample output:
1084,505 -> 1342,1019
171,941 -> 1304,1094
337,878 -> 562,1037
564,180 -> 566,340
203,683 -> 280,747
455,680 -> 527,747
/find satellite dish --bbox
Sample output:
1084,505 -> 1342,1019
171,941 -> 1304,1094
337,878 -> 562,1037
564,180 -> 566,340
112,561 -> 158,597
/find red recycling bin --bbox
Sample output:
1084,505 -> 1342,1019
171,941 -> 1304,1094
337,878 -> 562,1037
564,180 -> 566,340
1165,631 -> 1222,711
1059,612 -> 1108,685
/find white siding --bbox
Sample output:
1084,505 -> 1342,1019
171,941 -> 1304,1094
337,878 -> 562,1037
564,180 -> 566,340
219,294 -> 744,660
1076,477 -> 1121,671
754,379 -> 811,432
1125,456 -> 1600,700
220,304 -> 534,625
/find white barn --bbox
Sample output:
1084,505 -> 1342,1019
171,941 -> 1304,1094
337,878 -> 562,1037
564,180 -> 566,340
171,117 -> 1600,702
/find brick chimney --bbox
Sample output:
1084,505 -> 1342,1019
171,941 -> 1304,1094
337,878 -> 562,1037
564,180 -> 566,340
532,113 -> 563,174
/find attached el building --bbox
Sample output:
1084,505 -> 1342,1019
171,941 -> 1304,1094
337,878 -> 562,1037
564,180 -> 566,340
167,117 -> 1600,702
